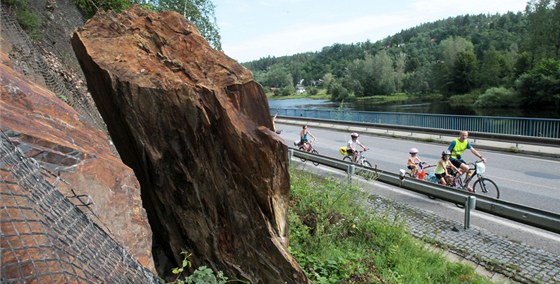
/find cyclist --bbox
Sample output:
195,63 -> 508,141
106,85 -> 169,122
448,131 -> 486,179
347,132 -> 369,163
435,150 -> 460,186
406,148 -> 424,178
299,125 -> 316,152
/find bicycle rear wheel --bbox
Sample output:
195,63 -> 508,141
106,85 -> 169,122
473,178 -> 500,199
311,149 -> 319,166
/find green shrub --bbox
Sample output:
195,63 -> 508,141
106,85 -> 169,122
3,0 -> 41,39
15,8 -> 40,31
474,87 -> 520,108
448,92 -> 479,105
171,250 -> 232,284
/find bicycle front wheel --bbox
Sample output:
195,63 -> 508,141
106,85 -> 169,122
358,161 -> 377,180
298,147 -> 307,162
473,178 -> 500,199
311,149 -> 319,166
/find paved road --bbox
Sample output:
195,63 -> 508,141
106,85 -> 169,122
278,123 -> 560,214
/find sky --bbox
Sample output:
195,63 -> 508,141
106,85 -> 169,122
213,0 -> 529,62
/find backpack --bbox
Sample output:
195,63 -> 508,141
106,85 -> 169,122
339,146 -> 348,156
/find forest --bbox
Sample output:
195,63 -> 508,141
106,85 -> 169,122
244,0 -> 559,110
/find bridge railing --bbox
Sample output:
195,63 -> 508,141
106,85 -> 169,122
272,108 -> 560,139
290,149 -> 560,234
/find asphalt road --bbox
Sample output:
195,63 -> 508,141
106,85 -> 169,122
278,123 -> 560,254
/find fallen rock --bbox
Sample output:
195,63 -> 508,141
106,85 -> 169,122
72,5 -> 306,283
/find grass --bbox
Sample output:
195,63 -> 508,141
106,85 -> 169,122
288,168 -> 494,283
354,93 -> 410,105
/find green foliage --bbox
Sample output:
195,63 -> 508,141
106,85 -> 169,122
306,86 -> 319,96
448,92 -> 479,105
4,0 -> 41,38
449,50 -> 478,94
288,169 -> 493,283
171,250 -> 231,284
474,87 -> 520,108
515,58 -> 560,108
73,0 -> 130,17
182,267 -> 228,284
327,80 -> 350,101
279,85 -> 295,96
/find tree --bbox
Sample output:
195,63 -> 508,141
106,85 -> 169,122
478,47 -> 509,88
516,58 -> 560,108
449,50 -> 478,94
263,64 -> 293,89
436,36 -> 475,95
524,0 -> 560,61
371,51 -> 396,96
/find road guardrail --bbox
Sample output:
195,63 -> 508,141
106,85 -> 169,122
290,149 -> 560,234
279,115 -> 560,147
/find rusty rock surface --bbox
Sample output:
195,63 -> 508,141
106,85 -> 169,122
0,56 -> 155,272
72,5 -> 306,283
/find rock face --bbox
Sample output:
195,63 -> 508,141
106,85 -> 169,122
71,5 -> 307,283
0,55 -> 155,271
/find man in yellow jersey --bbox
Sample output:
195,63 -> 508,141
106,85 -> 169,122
448,131 -> 487,185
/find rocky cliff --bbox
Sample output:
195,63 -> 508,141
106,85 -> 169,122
72,5 -> 306,283
0,52 -> 155,275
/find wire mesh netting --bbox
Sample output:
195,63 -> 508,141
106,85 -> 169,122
0,3 -> 120,157
0,132 -> 161,283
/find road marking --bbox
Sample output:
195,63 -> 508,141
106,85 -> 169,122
490,175 -> 558,191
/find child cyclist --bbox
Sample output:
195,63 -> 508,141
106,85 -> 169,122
435,150 -> 460,186
406,148 -> 424,178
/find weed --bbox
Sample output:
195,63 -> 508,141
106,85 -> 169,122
509,146 -> 521,153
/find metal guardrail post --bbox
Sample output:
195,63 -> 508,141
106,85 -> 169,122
464,196 -> 477,229
288,149 -> 293,165
347,164 -> 355,182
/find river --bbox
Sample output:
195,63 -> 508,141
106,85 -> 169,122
269,98 -> 560,119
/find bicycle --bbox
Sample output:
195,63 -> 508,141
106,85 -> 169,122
400,162 -> 436,180
295,139 -> 319,166
449,160 -> 500,199
342,149 -> 377,180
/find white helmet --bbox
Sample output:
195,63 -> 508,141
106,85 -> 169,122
350,132 -> 359,138
409,148 -> 418,154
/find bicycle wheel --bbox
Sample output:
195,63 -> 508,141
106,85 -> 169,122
342,156 -> 352,163
311,149 -> 319,166
473,178 -> 500,199
298,147 -> 307,162
357,161 -> 377,180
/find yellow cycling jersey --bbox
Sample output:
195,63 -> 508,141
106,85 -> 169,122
451,138 -> 468,159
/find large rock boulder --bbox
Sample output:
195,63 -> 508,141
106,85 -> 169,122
71,5 -> 307,283
0,55 -> 155,272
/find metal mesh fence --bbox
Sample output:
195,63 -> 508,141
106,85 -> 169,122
0,132 -> 161,283
0,3 -> 119,156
